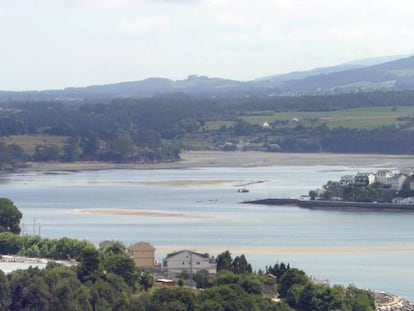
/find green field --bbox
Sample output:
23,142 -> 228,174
390,68 -> 414,77
242,106 -> 414,129
0,135 -> 68,153
204,120 -> 236,130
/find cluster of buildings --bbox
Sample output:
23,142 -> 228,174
99,241 -> 217,279
338,169 -> 414,191
319,168 -> 414,204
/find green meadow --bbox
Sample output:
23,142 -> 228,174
241,106 -> 414,129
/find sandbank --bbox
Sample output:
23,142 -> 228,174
73,208 -> 211,219
22,151 -> 414,172
155,245 -> 414,255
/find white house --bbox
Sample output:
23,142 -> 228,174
385,174 -> 407,191
375,170 -> 394,184
400,197 -> 414,205
162,250 -> 217,277
392,196 -> 414,205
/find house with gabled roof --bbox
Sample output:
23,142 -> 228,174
385,174 -> 407,191
162,250 -> 216,277
354,172 -> 375,187
375,170 -> 394,184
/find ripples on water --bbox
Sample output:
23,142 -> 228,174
0,165 -> 413,301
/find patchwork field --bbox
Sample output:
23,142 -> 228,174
241,105 -> 414,129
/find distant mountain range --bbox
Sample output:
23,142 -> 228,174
275,55 -> 414,93
1,55 -> 414,101
258,55 -> 406,82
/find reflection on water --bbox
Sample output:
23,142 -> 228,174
1,165 -> 414,301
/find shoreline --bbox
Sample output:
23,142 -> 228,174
18,151 -> 414,172
244,198 -> 414,212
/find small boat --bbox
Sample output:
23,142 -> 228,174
237,188 -> 249,193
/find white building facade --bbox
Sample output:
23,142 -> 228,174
162,250 -> 217,276
375,170 -> 394,184
385,174 -> 407,191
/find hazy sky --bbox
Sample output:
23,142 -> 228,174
1,0 -> 413,90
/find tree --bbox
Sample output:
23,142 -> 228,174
0,270 -> 10,311
0,232 -> 23,255
239,275 -> 264,295
8,267 -> 51,311
44,264 -> 84,311
33,144 -> 61,161
150,287 -> 197,311
309,190 -> 317,200
77,247 -> 102,282
102,254 -> 136,287
266,262 -> 290,281
139,272 -> 154,292
0,198 -> 22,234
278,268 -> 309,298
231,255 -> 252,274
216,250 -> 233,271
345,286 -> 375,311
193,270 -> 209,289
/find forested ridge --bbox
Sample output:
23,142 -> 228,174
1,90 -> 414,167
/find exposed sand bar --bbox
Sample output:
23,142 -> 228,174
156,245 -> 414,255
73,208 -> 212,219
142,179 -> 237,186
22,151 -> 414,172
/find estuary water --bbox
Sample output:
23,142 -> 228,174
0,165 -> 414,301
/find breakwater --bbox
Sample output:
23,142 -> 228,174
243,198 -> 414,212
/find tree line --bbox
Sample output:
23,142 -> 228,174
0,239 -> 375,311
1,90 -> 414,168
0,200 -> 376,310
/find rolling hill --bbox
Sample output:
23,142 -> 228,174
1,55 -> 414,100
279,55 -> 414,93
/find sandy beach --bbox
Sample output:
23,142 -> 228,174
22,151 -> 414,172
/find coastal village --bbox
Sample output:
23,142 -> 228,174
310,168 -> 414,204
2,240 -> 414,310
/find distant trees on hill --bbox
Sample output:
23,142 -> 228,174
1,90 -> 414,167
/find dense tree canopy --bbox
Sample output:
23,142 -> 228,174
0,198 -> 22,234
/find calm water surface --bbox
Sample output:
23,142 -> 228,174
0,165 -> 413,301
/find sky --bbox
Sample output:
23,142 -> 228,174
1,0 -> 414,91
